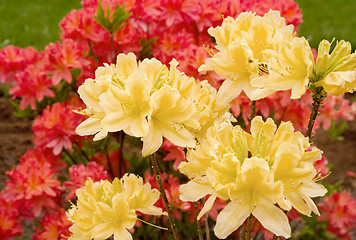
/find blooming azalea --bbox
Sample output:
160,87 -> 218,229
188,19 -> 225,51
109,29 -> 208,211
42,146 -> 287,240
33,98 -> 85,155
66,174 -> 166,240
179,117 -> 327,238
199,10 -> 295,101
0,194 -> 22,240
76,53 -> 230,156
2,151 -> 61,217
33,210 -> 72,240
63,162 -> 109,201
9,66 -> 54,110
318,191 -> 356,239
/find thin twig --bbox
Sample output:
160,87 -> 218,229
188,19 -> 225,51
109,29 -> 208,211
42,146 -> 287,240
245,214 -> 252,240
150,154 -> 180,240
250,100 -> 257,120
202,198 -> 210,240
305,91 -> 325,138
63,148 -> 77,165
109,32 -> 114,63
118,131 -> 126,177
194,202 -> 203,240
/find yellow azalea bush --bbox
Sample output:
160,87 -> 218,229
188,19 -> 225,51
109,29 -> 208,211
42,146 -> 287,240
66,174 -> 167,240
75,52 -> 231,156
200,10 -> 356,101
179,116 -> 327,238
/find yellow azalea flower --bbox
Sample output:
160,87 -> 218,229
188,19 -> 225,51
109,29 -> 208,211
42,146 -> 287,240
199,10 -> 294,101
316,40 -> 356,78
252,37 -> 314,99
313,39 -> 356,95
315,71 -> 356,96
76,52 -> 231,156
215,157 -> 289,239
66,175 -> 166,240
122,174 -> 167,216
75,78 -> 108,141
142,85 -> 196,156
100,70 -> 152,137
179,117 -> 326,239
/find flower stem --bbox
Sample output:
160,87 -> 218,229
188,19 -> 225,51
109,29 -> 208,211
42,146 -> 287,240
194,202 -> 203,240
245,214 -> 252,240
272,235 -> 278,240
202,198 -> 210,240
118,131 -> 126,177
109,32 -> 114,63
250,100 -> 256,120
305,91 -> 325,138
150,154 -> 180,240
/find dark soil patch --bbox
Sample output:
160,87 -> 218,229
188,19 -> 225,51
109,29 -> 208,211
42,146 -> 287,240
0,96 -> 33,189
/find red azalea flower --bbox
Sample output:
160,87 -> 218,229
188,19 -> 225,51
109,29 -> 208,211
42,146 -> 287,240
9,66 -> 54,110
63,162 -> 109,201
0,194 -> 22,239
32,97 -> 85,155
161,139 -> 186,170
318,191 -> 356,239
44,39 -> 88,86
3,154 -> 61,217
33,209 -> 72,240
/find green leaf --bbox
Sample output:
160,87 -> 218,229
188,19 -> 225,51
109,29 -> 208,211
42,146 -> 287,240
326,120 -> 347,140
94,1 -> 131,34
10,100 -> 34,118
138,37 -> 158,59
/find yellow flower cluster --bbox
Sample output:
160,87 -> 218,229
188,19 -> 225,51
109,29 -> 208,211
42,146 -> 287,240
200,10 -> 356,101
314,40 -> 356,95
75,53 -> 231,156
179,116 -> 327,239
66,174 -> 166,240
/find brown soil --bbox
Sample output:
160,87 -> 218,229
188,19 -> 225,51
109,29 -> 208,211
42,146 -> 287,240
0,94 -> 355,196
0,96 -> 33,189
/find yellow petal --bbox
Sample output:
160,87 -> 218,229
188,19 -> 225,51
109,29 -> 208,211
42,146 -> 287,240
214,201 -> 250,239
197,194 -> 217,220
252,199 -> 291,238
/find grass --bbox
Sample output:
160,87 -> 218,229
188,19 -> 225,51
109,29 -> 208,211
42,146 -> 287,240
0,0 -> 81,50
0,0 -> 355,50
295,0 -> 356,49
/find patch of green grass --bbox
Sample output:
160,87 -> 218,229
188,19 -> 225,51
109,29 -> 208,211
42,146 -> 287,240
0,0 -> 81,50
295,0 -> 356,49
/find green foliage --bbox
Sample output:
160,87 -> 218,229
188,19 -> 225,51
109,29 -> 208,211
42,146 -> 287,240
139,37 -> 159,59
94,1 -> 131,34
10,100 -> 34,118
326,120 -> 347,140
297,214 -> 337,240
296,0 -> 356,50
0,0 -> 82,50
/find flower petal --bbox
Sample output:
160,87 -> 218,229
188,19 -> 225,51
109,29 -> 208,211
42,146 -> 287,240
252,199 -> 291,238
214,200 -> 250,239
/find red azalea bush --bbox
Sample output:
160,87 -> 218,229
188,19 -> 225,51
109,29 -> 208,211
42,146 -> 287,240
0,0 -> 355,239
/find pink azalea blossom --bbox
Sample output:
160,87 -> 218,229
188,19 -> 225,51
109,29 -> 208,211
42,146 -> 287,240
0,45 -> 42,83
2,151 -> 62,217
63,162 -> 109,201
162,139 -> 186,170
318,191 -> 356,239
9,65 -> 54,110
0,194 -> 22,240
44,39 -> 88,86
33,209 -> 72,240
32,97 -> 85,155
